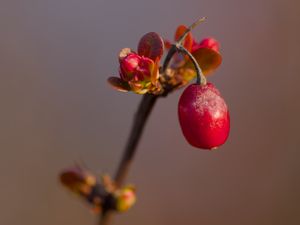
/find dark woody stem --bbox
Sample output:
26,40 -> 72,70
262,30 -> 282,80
99,18 -> 206,225
114,94 -> 158,187
162,46 -> 177,72
99,95 -> 158,225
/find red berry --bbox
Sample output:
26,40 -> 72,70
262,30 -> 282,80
178,83 -> 230,150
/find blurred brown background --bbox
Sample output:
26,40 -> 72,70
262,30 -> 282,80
1,0 -> 300,224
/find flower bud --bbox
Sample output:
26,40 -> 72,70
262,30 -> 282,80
120,53 -> 141,80
193,37 -> 220,52
60,166 -> 108,213
114,186 -> 136,212
118,48 -> 160,94
60,166 -> 96,195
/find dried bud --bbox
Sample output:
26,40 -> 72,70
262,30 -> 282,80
60,166 -> 108,213
60,166 -> 96,196
114,186 -> 136,212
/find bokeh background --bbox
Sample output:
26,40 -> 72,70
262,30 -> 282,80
1,0 -> 300,224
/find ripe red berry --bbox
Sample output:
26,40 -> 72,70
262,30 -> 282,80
178,83 -> 230,150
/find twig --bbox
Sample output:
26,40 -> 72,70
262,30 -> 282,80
99,94 -> 158,225
177,17 -> 206,45
99,17 -> 206,225
114,94 -> 158,187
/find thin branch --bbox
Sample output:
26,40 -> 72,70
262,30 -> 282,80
99,210 -> 114,225
114,94 -> 158,187
177,17 -> 206,45
162,17 -> 206,73
99,94 -> 158,225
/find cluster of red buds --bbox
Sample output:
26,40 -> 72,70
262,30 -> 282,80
108,32 -> 163,94
108,23 -> 222,95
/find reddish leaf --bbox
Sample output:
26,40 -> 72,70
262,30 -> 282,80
190,48 -> 222,75
138,32 -> 164,60
107,77 -> 130,92
164,39 -> 172,49
174,25 -> 193,52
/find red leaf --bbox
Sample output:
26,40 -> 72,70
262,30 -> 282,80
164,39 -> 172,49
137,32 -> 164,61
191,48 -> 222,75
174,25 -> 193,52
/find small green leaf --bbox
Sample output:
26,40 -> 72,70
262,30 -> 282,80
107,77 -> 130,92
138,32 -> 164,61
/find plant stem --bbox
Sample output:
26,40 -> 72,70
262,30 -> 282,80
99,94 -> 158,225
114,94 -> 158,187
176,17 -> 206,45
100,17 -> 206,225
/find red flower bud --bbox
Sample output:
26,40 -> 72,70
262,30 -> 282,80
109,32 -> 164,95
118,48 -> 160,94
120,53 -> 141,80
114,186 -> 136,212
192,37 -> 220,52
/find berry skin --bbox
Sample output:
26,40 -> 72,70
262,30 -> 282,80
178,83 -> 230,150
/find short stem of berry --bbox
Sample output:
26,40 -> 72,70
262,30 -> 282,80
177,45 -> 206,85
